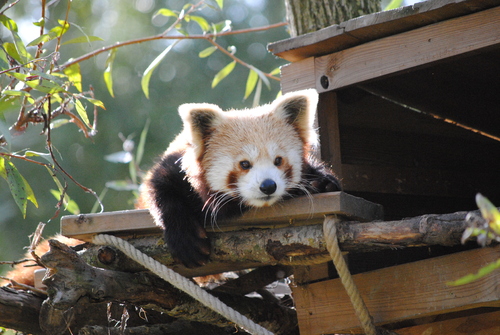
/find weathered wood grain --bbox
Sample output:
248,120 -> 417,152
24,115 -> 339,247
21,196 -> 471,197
293,245 -> 500,334
314,6 -> 500,93
60,192 -> 383,242
269,0 -> 500,62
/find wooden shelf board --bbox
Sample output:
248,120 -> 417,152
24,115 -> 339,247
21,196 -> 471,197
61,192 -> 383,242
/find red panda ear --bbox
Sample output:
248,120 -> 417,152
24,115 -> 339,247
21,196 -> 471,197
272,89 -> 319,144
179,103 -> 224,156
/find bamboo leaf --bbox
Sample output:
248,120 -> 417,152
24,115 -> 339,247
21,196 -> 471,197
142,42 -> 176,98
212,61 -> 236,88
198,46 -> 217,58
244,68 -> 258,100
104,49 -> 117,97
64,63 -> 82,92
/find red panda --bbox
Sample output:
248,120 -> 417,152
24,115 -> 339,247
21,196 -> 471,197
140,89 -> 341,268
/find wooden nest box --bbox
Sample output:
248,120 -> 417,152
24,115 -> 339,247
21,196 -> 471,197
266,0 -> 500,333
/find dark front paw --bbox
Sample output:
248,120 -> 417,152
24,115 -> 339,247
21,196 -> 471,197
165,223 -> 211,268
310,174 -> 341,193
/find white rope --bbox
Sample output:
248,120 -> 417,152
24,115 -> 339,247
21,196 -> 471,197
92,234 -> 273,335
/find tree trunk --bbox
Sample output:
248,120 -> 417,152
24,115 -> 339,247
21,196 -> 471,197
285,0 -> 381,37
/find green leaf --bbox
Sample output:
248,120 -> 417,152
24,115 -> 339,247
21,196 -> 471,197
84,97 -> 106,109
11,30 -> 31,63
1,16 -> 31,63
216,0 -> 224,9
25,150 -> 54,164
0,156 -> 6,180
136,119 -> 150,166
189,15 -> 210,32
211,61 -> 236,88
25,79 -> 66,94
64,63 -> 82,92
50,189 -> 80,215
447,258 -> 500,286
51,20 -> 70,37
476,193 -> 500,235
270,67 -> 281,76
154,8 -> 178,19
253,67 -> 271,90
211,20 -> 231,33
141,42 -> 176,98
104,49 -> 117,97
252,78 -> 262,108
1,89 -> 31,97
0,15 -> 18,32
27,33 -> 54,47
2,42 -> 22,63
105,180 -> 140,191
244,68 -> 258,100
3,159 -> 38,217
198,46 -> 217,58
74,98 -> 91,128
384,0 -> 404,10
50,118 -> 70,129
62,35 -> 103,45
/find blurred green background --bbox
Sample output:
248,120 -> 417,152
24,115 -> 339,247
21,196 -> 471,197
0,0 -> 288,274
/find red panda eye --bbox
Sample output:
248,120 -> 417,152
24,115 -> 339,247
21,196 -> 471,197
240,160 -> 251,170
274,156 -> 283,166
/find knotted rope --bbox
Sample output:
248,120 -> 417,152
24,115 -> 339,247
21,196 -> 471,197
92,234 -> 273,335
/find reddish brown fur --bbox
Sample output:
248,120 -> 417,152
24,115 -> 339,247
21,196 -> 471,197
2,235 -> 83,288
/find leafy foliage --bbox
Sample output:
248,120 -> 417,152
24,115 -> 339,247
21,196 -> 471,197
448,194 -> 500,286
0,0 -> 285,225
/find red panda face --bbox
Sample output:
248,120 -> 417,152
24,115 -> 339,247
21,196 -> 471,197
179,89 -> 319,207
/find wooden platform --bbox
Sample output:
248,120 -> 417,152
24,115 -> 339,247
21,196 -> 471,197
61,192 -> 383,242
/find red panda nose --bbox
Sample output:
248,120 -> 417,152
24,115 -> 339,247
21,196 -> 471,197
260,179 -> 277,195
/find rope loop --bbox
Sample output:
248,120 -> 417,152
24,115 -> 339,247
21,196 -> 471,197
92,234 -> 273,335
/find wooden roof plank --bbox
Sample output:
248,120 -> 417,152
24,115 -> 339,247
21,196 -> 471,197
314,6 -> 500,93
268,0 -> 500,62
